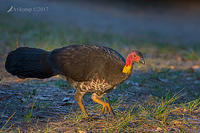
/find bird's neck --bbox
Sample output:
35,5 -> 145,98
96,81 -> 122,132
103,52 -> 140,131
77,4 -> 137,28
122,55 -> 132,74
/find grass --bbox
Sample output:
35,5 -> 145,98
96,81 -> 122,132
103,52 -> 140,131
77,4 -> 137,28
58,92 -> 199,132
0,14 -> 200,132
185,49 -> 200,61
181,98 -> 200,112
25,103 -> 35,123
0,112 -> 16,132
1,13 -> 200,59
152,92 -> 181,124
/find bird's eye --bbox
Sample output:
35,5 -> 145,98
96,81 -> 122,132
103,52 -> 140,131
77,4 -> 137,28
133,55 -> 137,57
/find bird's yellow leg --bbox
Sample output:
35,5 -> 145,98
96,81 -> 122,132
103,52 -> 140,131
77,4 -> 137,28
91,93 -> 115,115
74,90 -> 88,118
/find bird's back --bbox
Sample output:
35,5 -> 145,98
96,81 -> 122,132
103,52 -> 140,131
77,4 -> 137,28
49,45 -> 127,87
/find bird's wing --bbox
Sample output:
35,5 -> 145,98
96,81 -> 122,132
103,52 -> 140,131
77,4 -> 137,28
49,45 -> 125,82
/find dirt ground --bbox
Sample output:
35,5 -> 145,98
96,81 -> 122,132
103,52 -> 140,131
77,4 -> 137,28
0,52 -> 200,132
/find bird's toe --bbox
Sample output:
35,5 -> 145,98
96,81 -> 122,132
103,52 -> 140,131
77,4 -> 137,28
101,103 -> 115,116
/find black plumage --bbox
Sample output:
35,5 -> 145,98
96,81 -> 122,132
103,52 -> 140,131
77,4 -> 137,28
5,45 -> 145,117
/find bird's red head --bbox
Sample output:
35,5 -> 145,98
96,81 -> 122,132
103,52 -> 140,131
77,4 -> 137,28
123,50 -> 145,74
125,50 -> 145,66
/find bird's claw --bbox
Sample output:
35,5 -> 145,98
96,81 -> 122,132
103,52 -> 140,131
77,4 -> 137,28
101,103 -> 115,116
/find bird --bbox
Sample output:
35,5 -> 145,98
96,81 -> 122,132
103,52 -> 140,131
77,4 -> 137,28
5,45 -> 145,117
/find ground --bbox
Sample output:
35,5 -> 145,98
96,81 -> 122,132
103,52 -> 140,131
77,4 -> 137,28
0,1 -> 200,132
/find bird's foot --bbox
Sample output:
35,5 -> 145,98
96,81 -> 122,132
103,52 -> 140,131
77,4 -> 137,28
101,103 -> 115,116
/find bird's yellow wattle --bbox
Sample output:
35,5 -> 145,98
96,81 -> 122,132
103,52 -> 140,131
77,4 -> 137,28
122,65 -> 132,74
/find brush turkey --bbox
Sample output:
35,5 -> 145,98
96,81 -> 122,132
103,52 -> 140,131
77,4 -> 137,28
5,45 -> 145,117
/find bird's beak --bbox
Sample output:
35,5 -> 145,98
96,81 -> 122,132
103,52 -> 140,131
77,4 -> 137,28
139,58 -> 145,64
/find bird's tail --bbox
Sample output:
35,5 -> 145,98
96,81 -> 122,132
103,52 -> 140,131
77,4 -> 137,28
5,47 -> 56,79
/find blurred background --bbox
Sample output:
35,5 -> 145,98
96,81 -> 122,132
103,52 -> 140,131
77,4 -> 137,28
0,0 -> 200,132
0,0 -> 200,47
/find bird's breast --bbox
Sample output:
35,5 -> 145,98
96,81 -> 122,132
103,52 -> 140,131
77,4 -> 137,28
71,79 -> 113,96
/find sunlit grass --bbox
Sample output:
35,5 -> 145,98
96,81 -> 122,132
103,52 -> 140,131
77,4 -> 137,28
1,86 -> 199,132
181,98 -> 200,112
57,92 -> 199,132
